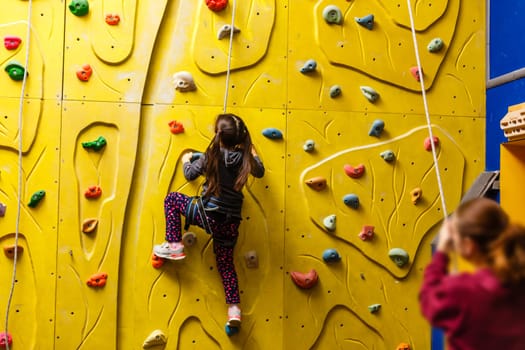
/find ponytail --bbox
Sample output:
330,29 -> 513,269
490,224 -> 525,286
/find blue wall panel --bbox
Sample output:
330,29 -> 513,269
490,1 -> 525,78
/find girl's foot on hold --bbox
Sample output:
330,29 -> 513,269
153,242 -> 186,260
227,304 -> 241,327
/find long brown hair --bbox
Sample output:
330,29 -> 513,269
455,197 -> 525,286
203,113 -> 255,196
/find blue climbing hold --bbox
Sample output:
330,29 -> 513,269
300,59 -> 317,74
343,194 -> 359,209
322,248 -> 341,263
262,128 -> 283,140
368,119 -> 385,137
225,324 -> 240,336
355,14 -> 374,30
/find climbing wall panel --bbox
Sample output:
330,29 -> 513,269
283,111 -> 484,348
0,98 -> 60,350
62,0 -> 168,103
117,105 -> 285,349
0,2 -> 64,100
142,0 -> 288,109
55,100 -> 140,349
0,0 -> 486,349
288,0 -> 485,116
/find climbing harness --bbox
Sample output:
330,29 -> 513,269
4,1 -> 34,349
222,0 -> 237,113
184,196 -> 239,248
405,0 -> 448,219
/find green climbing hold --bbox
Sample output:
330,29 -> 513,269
389,248 -> 409,267
4,60 -> 27,81
28,190 -> 46,208
69,0 -> 89,16
82,136 -> 107,151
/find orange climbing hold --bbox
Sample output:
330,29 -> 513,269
84,185 -> 102,199
396,343 -> 411,350
3,245 -> 23,259
305,176 -> 327,191
151,253 -> 165,269
105,14 -> 120,25
86,272 -> 108,287
76,64 -> 92,81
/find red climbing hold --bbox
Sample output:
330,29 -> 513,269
168,120 -> 185,134
344,164 -> 365,178
4,36 -> 21,50
290,269 -> 319,289
206,0 -> 228,11
424,136 -> 439,151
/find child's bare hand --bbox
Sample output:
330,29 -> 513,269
181,152 -> 193,163
437,217 -> 454,253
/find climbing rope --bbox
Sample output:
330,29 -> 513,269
222,0 -> 237,113
405,0 -> 448,219
4,1 -> 33,349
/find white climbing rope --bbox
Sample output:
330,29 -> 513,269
4,1 -> 33,349
405,0 -> 448,219
222,0 -> 237,114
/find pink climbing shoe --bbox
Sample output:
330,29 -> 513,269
153,242 -> 186,260
227,304 -> 241,327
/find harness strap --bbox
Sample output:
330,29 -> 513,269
184,196 -> 238,248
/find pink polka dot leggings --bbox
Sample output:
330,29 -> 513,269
164,192 -> 241,304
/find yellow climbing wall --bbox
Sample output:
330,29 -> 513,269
0,0 -> 484,349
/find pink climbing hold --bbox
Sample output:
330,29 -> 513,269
409,66 -> 422,82
424,136 -> 439,151
4,36 -> 21,50
0,332 -> 12,348
344,164 -> 365,178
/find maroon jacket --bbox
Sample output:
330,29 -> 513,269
420,251 -> 525,350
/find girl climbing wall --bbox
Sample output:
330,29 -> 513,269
153,113 -> 265,329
